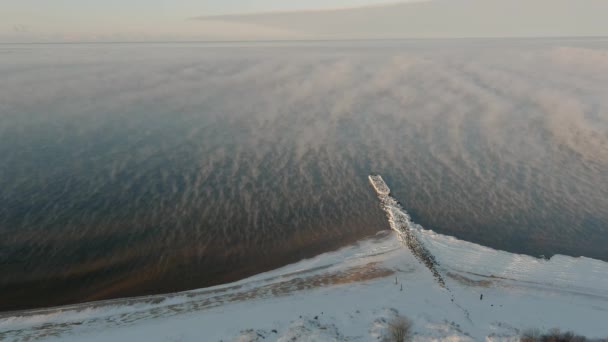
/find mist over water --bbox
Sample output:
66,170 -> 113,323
1,40 -> 607,312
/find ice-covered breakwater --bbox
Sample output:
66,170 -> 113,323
368,175 -> 447,288
368,175 -> 390,195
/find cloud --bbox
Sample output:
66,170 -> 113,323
196,0 -> 608,39
12,25 -> 30,33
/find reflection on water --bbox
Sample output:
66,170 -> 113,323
0,40 -> 607,311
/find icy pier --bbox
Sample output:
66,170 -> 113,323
369,174 -> 447,289
368,175 -> 390,196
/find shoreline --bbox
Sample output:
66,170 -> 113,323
2,227 -> 607,340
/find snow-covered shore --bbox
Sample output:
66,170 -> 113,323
2,178 -> 608,341
3,231 -> 607,341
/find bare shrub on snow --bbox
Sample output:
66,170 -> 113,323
520,327 -> 588,342
386,315 -> 412,342
521,328 -> 542,341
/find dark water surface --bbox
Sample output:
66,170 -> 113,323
1,39 -> 607,312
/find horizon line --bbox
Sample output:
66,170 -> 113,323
2,35 -> 608,45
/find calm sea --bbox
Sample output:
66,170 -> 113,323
1,39 -> 607,311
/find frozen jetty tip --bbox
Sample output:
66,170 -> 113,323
368,174 -> 390,196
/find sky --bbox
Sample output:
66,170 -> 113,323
0,0 -> 402,42
1,0 -> 608,42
